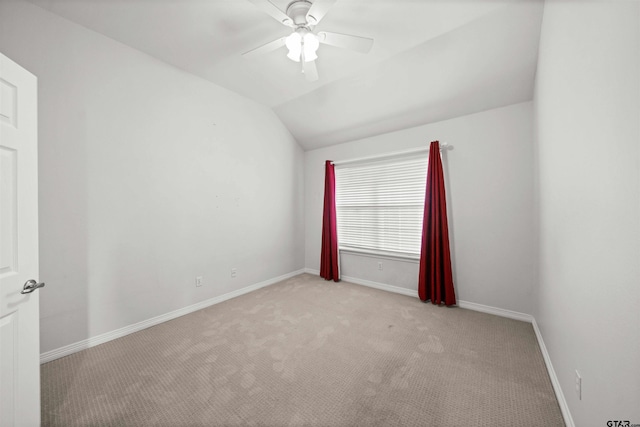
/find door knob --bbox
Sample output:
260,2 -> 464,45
21,279 -> 45,294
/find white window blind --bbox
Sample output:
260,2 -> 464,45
334,154 -> 428,258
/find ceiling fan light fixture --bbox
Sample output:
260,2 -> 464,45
285,30 -> 319,62
303,33 -> 319,61
285,31 -> 302,62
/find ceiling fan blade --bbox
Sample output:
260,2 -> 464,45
247,0 -> 293,27
318,31 -> 374,54
242,37 -> 286,58
303,60 -> 319,82
306,0 -> 337,25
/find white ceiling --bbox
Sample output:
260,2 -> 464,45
27,0 -> 544,150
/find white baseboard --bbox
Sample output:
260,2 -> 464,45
456,300 -> 533,323
304,268 -> 417,297
304,268 -> 532,321
303,268 -> 572,426
532,318 -> 574,427
341,274 -> 419,298
40,269 -> 305,364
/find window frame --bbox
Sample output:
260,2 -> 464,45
334,153 -> 428,261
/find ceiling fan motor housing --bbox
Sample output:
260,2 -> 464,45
286,0 -> 314,26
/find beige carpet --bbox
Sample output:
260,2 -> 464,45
41,274 -> 564,426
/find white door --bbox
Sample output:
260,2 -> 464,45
0,53 -> 40,426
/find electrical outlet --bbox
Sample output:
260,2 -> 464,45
195,276 -> 203,287
575,370 -> 582,400
231,268 -> 237,278
377,262 -> 383,271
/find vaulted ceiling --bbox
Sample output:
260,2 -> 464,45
27,0 -> 544,150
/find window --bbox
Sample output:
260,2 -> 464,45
334,154 -> 428,259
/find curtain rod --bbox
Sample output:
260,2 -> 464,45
331,142 -> 450,166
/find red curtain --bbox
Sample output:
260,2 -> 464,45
418,141 -> 456,305
320,160 -> 340,281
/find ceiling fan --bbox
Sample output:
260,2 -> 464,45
243,0 -> 374,82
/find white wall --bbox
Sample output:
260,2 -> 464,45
0,0 -> 305,354
305,102 -> 536,315
534,1 -> 640,425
